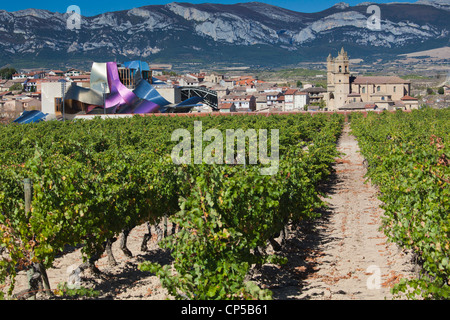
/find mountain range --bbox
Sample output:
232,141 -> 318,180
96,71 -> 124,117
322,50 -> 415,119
0,1 -> 449,69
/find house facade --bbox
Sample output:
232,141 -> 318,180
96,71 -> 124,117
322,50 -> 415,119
400,95 -> 419,110
179,77 -> 199,87
443,85 -> 450,95
219,102 -> 236,113
284,89 -> 309,111
65,69 -> 82,77
265,91 -> 283,109
221,94 -> 256,111
205,73 -> 225,84
301,87 -> 327,105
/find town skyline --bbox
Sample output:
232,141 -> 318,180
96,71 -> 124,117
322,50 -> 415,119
2,45 -> 448,123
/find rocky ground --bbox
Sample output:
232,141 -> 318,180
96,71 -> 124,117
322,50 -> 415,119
2,123 -> 416,300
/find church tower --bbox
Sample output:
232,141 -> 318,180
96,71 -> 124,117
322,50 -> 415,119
326,47 -> 350,111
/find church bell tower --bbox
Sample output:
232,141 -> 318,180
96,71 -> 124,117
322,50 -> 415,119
326,47 -> 350,111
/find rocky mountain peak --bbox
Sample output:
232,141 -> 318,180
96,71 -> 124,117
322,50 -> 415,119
0,1 -> 448,68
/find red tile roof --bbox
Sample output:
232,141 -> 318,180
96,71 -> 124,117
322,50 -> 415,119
353,76 -> 410,84
220,103 -> 235,109
401,95 -> 418,101
284,89 -> 298,95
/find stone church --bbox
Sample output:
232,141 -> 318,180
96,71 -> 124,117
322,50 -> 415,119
325,48 -> 415,111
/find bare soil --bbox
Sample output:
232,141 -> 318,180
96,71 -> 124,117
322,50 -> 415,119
251,123 -> 416,300
3,123 -> 416,300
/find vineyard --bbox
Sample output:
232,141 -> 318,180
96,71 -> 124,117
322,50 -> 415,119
0,109 -> 448,300
0,113 -> 344,300
351,109 -> 450,299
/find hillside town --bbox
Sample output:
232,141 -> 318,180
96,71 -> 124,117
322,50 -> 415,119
0,48 -> 449,122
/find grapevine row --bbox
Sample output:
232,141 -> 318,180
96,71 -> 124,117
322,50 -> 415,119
0,113 -> 344,299
350,109 -> 450,299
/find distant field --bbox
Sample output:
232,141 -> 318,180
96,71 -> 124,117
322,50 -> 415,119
400,74 -> 433,80
253,68 -> 327,85
400,47 -> 450,60
258,68 -> 326,78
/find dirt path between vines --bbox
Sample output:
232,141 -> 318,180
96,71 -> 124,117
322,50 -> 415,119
253,122 -> 416,300
3,123 -> 416,300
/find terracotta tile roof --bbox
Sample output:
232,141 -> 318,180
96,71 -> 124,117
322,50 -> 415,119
339,102 -> 372,110
301,87 -> 327,93
220,103 -> 235,109
70,75 -> 90,80
352,76 -> 410,84
400,95 -> 418,101
284,89 -> 298,95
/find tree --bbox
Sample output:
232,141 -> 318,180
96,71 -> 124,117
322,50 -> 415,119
319,99 -> 326,109
315,83 -> 327,89
0,67 -> 17,80
438,87 -> 444,95
426,87 -> 434,95
9,83 -> 23,91
163,71 -> 177,76
296,80 -> 303,88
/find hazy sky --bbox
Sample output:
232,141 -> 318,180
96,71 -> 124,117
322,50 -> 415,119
1,0 -> 418,16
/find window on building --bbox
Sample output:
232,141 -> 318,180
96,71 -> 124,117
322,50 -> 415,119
377,86 -> 381,92
339,66 -> 342,72
394,86 -> 396,93
362,87 -> 366,94
55,97 -> 63,113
